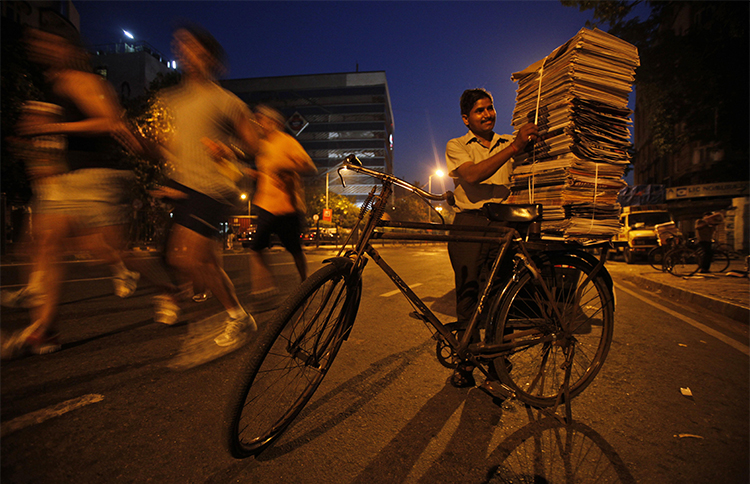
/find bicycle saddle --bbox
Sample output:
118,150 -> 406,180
482,203 -> 543,223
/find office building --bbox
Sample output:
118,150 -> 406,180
222,71 -> 394,205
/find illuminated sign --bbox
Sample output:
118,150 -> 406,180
286,112 -> 309,136
666,182 -> 748,200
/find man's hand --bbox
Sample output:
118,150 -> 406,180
511,123 -> 539,152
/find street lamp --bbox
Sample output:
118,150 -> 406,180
428,169 -> 444,194
240,193 -> 251,215
427,169 -> 445,221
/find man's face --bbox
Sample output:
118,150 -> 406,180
462,97 -> 496,136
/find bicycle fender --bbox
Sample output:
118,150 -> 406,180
322,256 -> 355,270
532,250 -> 616,310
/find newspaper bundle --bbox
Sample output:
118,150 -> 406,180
507,28 -> 640,239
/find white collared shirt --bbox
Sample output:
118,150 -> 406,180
445,131 -> 514,211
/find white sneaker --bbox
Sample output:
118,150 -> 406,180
153,295 -> 180,325
192,291 -> 212,303
114,271 -> 140,298
214,313 -> 257,347
1,286 -> 44,308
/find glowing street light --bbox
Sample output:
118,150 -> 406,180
240,193 -> 251,215
426,169 -> 445,222
428,169 -> 444,194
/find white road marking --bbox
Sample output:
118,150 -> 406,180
614,282 -> 749,356
380,283 -> 422,297
1,393 -> 105,437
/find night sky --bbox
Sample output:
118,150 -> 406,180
74,1 -> 637,190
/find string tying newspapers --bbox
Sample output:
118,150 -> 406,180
509,27 -> 640,239
528,55 -> 548,204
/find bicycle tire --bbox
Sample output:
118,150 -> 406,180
648,246 -> 667,271
666,247 -> 700,277
487,254 -> 614,408
709,249 -> 730,273
228,260 -> 361,457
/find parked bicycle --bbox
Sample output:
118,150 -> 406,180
227,155 -> 618,457
649,236 -> 730,276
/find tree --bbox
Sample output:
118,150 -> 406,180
1,19 -> 45,204
561,1 -> 749,180
304,181 -> 359,229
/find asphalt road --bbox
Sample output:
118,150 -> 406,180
1,246 -> 748,483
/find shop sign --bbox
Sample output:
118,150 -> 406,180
666,182 -> 748,200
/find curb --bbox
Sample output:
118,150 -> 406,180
621,273 -> 749,325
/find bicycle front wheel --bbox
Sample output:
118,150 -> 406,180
228,260 -> 361,457
666,247 -> 700,277
648,246 -> 667,271
488,254 -> 614,408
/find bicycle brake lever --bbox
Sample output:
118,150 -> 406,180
339,155 -> 362,187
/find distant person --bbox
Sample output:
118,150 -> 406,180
248,105 -> 317,302
157,24 -> 260,347
695,211 -> 724,273
445,88 -> 537,387
1,24 -> 145,359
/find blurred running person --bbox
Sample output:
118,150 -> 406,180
248,105 -> 317,303
157,24 -> 260,347
2,24 -> 145,358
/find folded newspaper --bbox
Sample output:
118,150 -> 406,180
507,27 -> 639,240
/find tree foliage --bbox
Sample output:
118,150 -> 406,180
304,181 -> 360,229
1,19 -> 44,204
561,1 -> 748,176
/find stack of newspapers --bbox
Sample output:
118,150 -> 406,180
507,27 -> 639,239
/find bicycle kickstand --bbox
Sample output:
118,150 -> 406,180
550,345 -> 575,423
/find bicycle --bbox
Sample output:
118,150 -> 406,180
648,235 -> 681,272
658,238 -> 730,276
227,155 -> 617,458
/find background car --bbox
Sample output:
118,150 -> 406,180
238,228 -> 281,248
301,227 -> 339,245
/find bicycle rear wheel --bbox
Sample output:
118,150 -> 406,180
487,254 -> 614,408
666,247 -> 700,277
228,260 -> 361,457
709,249 -> 730,273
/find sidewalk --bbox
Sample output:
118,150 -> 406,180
608,259 -> 749,324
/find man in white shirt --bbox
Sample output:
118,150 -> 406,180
445,88 -> 537,387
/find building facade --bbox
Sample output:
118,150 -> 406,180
1,0 -> 79,32
222,71 -> 394,205
633,3 -> 748,251
91,41 -> 175,104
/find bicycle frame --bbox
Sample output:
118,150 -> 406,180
227,157 -> 619,456
334,157 -> 614,374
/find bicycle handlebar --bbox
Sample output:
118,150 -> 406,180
339,154 -> 454,205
